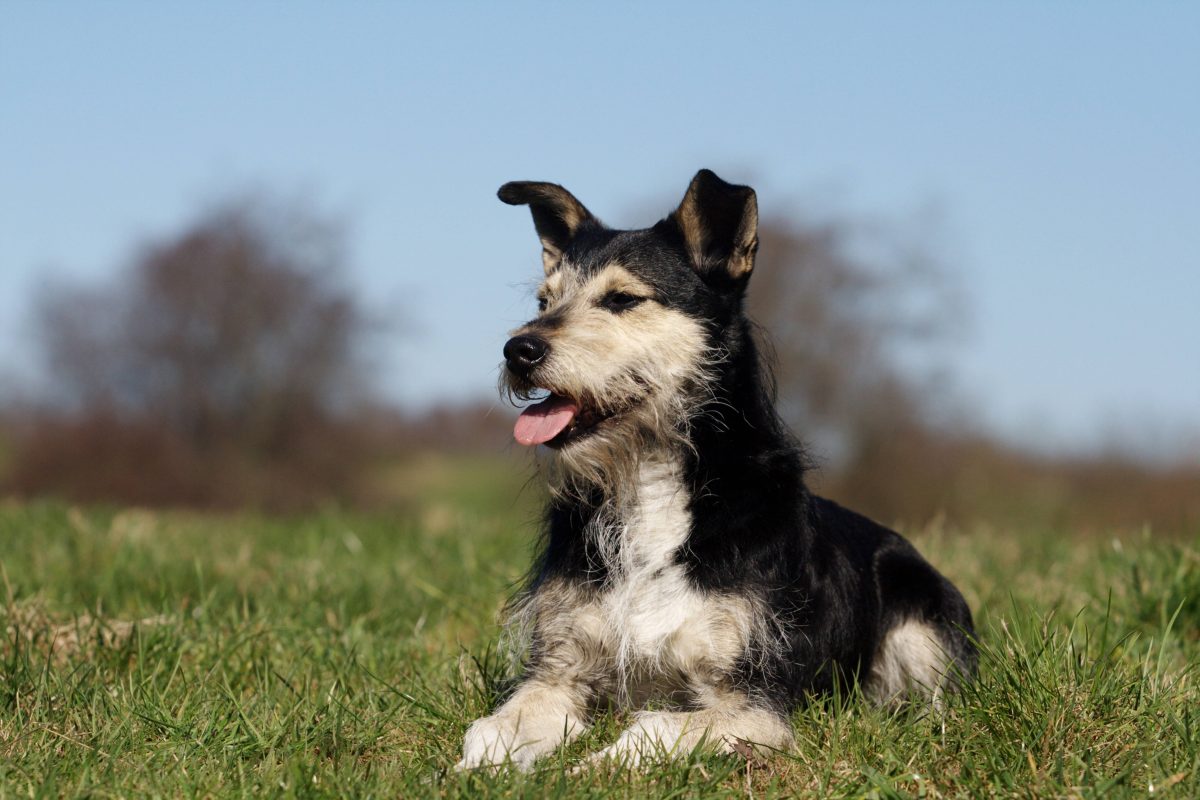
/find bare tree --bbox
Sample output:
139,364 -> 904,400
747,210 -> 965,467
11,194 -> 377,509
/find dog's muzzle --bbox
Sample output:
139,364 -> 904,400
503,334 -> 548,378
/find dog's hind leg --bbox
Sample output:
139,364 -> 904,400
864,618 -> 956,708
865,541 -> 977,708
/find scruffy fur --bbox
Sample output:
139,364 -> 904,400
458,170 -> 977,770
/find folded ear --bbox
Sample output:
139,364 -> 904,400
498,181 -> 598,274
669,169 -> 758,283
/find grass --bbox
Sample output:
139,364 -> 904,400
1,454 -> 1198,798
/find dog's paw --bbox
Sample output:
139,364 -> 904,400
586,711 -> 689,768
457,715 -> 521,771
456,713 -> 560,772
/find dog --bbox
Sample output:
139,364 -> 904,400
457,169 -> 977,770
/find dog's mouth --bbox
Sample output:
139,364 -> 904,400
513,392 -> 628,449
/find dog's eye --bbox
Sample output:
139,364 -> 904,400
537,296 -> 549,312
600,292 -> 644,313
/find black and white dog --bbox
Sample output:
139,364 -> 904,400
458,170 -> 976,770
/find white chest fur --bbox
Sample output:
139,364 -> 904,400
591,458 -> 749,682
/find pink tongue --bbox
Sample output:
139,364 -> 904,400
514,395 -> 578,446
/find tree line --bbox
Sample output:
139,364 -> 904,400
1,191 -> 1195,531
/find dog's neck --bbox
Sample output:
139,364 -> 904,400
692,324 -> 803,464
533,335 -> 809,592
549,325 -> 803,508
583,453 -> 689,570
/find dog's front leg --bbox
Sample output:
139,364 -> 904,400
591,687 -> 794,767
457,672 -> 591,771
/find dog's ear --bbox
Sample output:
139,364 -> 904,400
669,169 -> 758,284
498,181 -> 598,274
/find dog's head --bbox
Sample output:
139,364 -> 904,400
499,170 -> 760,492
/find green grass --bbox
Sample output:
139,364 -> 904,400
1,456 -> 1198,798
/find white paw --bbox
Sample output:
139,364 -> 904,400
457,715 -> 524,770
590,711 -> 687,767
456,711 -> 577,771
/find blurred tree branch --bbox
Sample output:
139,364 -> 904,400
11,194 -> 380,510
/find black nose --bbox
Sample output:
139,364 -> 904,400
504,335 -> 549,376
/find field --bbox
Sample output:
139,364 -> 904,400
2,455 -> 1198,798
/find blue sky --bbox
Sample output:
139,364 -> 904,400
2,2 -> 1197,454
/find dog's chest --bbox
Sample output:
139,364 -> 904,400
594,460 -> 735,672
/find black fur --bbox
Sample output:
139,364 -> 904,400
467,170 -> 976,768
525,208 -> 975,712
